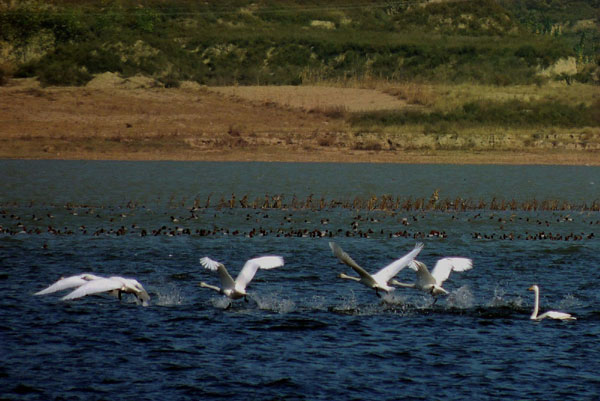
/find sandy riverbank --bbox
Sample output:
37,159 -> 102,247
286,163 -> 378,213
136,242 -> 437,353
1,77 -> 598,165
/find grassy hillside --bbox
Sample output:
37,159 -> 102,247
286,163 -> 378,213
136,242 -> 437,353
1,0 -> 597,86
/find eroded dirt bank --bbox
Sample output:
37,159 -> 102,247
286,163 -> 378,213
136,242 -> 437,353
1,77 -> 598,165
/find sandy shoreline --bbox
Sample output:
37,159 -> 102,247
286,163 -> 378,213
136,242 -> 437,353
1,78 -> 598,166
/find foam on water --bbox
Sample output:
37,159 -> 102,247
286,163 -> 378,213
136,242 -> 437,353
154,284 -> 184,306
446,285 -> 475,309
253,292 -> 296,314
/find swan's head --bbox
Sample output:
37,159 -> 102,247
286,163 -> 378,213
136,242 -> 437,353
82,274 -> 103,281
129,279 -> 150,305
338,273 -> 361,282
430,285 -> 448,296
528,285 -> 539,292
409,260 -> 426,272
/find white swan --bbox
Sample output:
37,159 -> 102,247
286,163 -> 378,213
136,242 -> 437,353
391,257 -> 473,302
61,276 -> 150,306
199,255 -> 284,302
35,273 -> 104,295
329,242 -> 424,297
528,284 -> 576,321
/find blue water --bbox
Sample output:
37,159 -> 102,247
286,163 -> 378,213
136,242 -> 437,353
1,160 -> 599,400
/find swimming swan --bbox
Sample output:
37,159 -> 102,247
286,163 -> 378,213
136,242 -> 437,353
528,284 -> 576,321
199,255 -> 284,302
35,273 -> 104,296
391,257 -> 473,301
329,242 -> 424,297
61,276 -> 150,306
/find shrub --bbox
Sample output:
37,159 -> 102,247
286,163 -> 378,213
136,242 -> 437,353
38,61 -> 92,86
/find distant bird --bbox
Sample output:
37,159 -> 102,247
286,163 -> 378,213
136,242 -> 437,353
61,276 -> 150,306
528,284 -> 576,321
199,256 -> 284,304
329,242 -> 424,298
35,273 -> 105,296
391,257 -> 473,303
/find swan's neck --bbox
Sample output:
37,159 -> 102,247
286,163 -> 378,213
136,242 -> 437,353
390,279 -> 415,288
339,273 -> 361,282
530,288 -> 540,319
200,282 -> 222,293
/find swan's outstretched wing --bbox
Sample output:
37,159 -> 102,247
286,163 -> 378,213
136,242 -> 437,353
35,274 -> 103,295
329,242 -> 372,281
200,257 -> 236,291
373,242 -> 424,283
430,257 -> 473,285
235,256 -> 284,290
61,277 -> 123,300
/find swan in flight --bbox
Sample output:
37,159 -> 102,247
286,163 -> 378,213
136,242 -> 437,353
391,257 -> 473,302
528,284 -> 576,321
199,255 -> 284,303
35,273 -> 104,296
62,276 -> 150,306
329,242 -> 424,298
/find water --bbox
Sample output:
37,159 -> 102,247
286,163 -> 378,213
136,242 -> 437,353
1,160 -> 599,400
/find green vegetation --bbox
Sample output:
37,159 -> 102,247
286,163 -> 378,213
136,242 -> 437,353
351,99 -> 600,128
1,0 -> 597,86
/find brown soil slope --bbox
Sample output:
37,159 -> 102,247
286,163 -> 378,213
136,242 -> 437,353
0,76 -> 597,165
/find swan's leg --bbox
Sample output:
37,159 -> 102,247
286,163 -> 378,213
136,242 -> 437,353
224,300 -> 232,310
118,290 -> 122,300
244,295 -> 249,303
375,289 -> 381,298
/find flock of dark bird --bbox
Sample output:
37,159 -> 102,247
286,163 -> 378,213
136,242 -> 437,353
1,192 -> 598,241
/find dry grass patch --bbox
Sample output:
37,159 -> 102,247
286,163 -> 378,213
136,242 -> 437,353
207,86 -> 408,112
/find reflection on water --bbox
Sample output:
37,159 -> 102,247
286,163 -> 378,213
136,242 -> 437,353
1,160 -> 599,401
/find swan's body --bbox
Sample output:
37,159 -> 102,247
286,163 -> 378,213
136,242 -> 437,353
199,255 -> 284,301
391,257 -> 473,300
329,242 -> 424,297
35,273 -> 104,295
528,285 -> 575,321
61,276 -> 150,306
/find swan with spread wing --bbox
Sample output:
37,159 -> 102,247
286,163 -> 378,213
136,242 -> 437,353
199,255 -> 284,303
61,276 -> 150,306
391,257 -> 473,303
330,242 -> 424,298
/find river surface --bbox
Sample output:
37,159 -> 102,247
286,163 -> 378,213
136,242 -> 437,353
1,160 -> 599,400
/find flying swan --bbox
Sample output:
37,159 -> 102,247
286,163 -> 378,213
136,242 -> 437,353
61,276 -> 150,306
528,284 -> 576,321
329,242 -> 424,297
199,255 -> 284,303
35,273 -> 105,296
391,257 -> 473,302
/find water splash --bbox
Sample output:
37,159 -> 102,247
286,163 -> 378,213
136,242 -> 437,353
211,297 -> 232,309
154,284 -> 184,306
558,293 -> 579,311
446,285 -> 474,309
252,293 -> 296,314
486,286 -> 523,309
